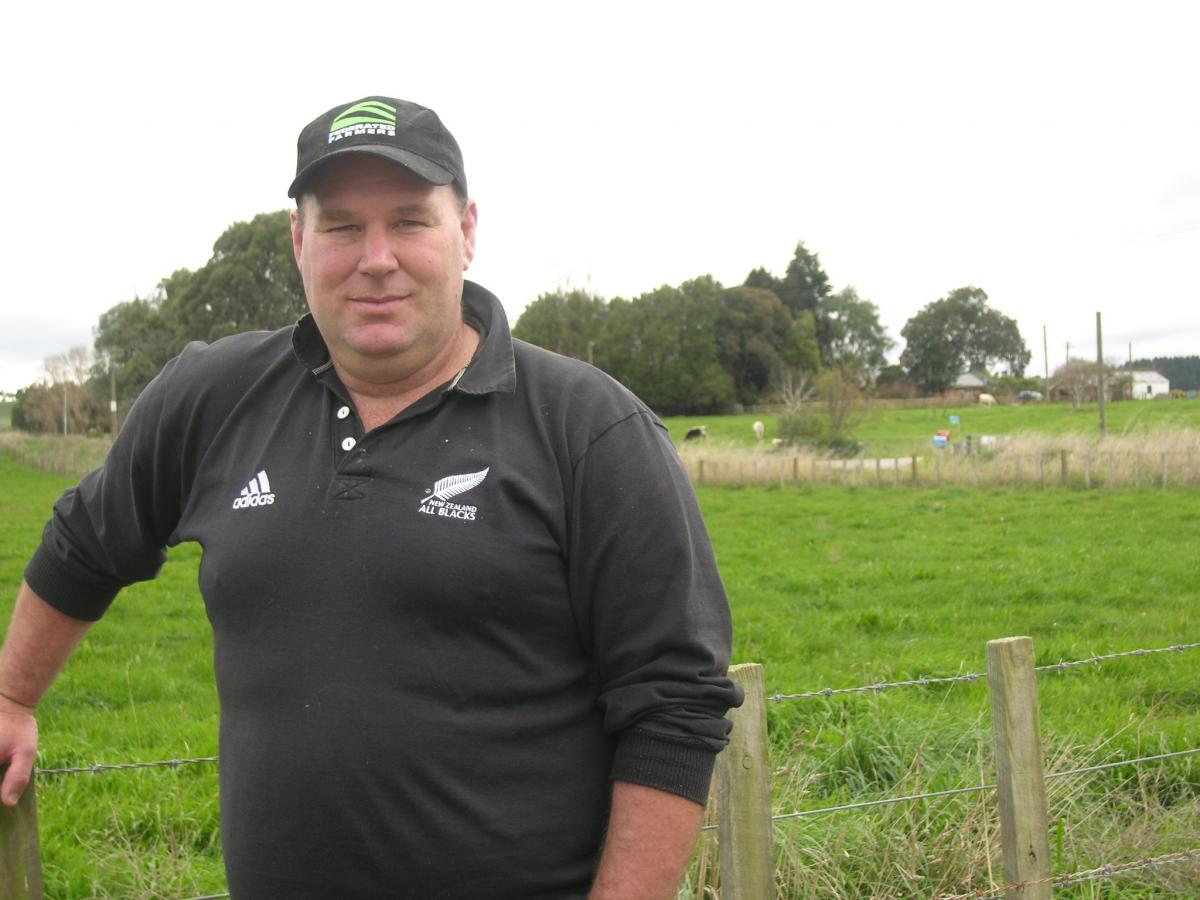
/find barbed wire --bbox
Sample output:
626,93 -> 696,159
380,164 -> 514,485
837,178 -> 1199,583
769,641 -> 1200,702
1046,747 -> 1200,781
770,671 -> 985,701
179,894 -> 230,900
1035,642 -> 1200,673
935,847 -> 1200,900
36,755 -> 219,777
757,746 -> 1198,826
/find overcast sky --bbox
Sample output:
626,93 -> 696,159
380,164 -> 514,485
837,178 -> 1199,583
2,1 -> 1197,394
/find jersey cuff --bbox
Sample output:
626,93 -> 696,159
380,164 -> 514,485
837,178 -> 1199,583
24,544 -> 119,622
610,727 -> 717,806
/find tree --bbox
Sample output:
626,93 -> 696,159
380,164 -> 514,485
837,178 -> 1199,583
1051,358 -> 1125,409
13,348 -> 106,433
715,287 -> 793,405
93,280 -> 186,404
743,266 -> 784,296
816,286 -> 893,378
93,211 -> 309,404
775,367 -> 867,451
900,286 -> 1030,393
600,276 -> 734,414
778,242 -> 831,317
171,210 -> 307,344
512,289 -> 608,362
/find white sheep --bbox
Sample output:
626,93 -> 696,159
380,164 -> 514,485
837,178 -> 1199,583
753,420 -> 765,441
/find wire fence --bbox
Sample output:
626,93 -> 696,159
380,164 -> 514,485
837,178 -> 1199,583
9,639 -> 1199,898
713,638 -> 1200,897
768,641 -> 1200,701
682,446 -> 1200,491
936,847 -> 1200,900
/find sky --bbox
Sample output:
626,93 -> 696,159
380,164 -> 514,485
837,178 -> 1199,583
2,1 -> 1198,394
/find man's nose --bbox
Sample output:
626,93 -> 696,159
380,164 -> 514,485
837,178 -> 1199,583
358,228 -> 399,277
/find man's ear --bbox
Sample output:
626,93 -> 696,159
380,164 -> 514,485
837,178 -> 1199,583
290,206 -> 304,269
460,200 -> 479,271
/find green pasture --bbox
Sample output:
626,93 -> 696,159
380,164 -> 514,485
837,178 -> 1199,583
1,450 -> 1198,896
666,397 -> 1200,456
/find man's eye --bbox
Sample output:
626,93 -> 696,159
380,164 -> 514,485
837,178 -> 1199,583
397,219 -> 426,230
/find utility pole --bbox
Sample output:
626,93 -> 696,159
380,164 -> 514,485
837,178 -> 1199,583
1096,312 -> 1106,439
1042,325 -> 1049,394
109,360 -> 118,437
62,383 -> 68,436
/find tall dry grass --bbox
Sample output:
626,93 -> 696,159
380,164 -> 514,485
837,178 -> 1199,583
0,431 -> 113,477
677,430 -> 1200,490
682,725 -> 1200,898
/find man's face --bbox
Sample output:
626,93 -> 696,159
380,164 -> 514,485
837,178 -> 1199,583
291,155 -> 477,382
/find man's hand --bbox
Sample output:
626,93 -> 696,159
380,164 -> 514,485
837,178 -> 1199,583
0,693 -> 38,806
0,581 -> 93,805
589,781 -> 706,900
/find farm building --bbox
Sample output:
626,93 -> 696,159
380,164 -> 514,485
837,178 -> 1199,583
1129,370 -> 1170,399
945,372 -> 986,401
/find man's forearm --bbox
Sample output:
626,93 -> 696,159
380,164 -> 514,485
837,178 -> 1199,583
0,580 -> 93,805
590,780 -> 706,900
0,581 -> 92,708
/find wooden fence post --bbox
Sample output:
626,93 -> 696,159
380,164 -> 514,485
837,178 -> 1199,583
0,769 -> 44,899
910,455 -> 918,484
986,637 -> 1052,899
716,663 -> 774,899
1059,450 -> 1068,487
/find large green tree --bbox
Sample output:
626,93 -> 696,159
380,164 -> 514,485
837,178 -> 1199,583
779,242 -> 831,318
92,211 -> 308,404
171,210 -> 307,344
601,276 -> 734,414
715,286 -> 793,405
512,289 -> 608,362
817,286 -> 893,377
900,287 -> 1030,393
93,272 -> 190,403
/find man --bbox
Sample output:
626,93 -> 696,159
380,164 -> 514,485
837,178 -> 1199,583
0,96 -> 741,899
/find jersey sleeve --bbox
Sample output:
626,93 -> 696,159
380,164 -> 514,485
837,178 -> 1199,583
23,349 -> 196,621
567,410 -> 743,805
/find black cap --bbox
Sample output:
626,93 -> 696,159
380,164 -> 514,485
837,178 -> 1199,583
288,96 -> 467,199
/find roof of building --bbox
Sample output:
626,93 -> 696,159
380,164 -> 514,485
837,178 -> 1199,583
952,373 -> 986,388
1130,370 -> 1170,384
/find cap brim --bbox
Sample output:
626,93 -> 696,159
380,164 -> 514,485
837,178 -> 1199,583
287,146 -> 455,198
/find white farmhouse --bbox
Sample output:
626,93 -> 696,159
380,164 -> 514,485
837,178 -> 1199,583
1130,370 -> 1170,400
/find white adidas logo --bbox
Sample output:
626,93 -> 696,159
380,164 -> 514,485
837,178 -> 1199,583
232,470 -> 276,509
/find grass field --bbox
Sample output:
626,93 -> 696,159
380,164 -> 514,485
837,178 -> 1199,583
1,443 -> 1198,896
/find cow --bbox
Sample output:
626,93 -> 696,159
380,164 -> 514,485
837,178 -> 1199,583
684,426 -> 709,440
753,420 -> 765,441
978,393 -> 997,406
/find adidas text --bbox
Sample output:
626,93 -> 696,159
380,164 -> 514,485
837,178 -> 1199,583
233,493 -> 275,509
233,470 -> 275,510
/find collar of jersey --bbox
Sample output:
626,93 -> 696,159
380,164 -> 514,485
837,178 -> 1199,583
290,280 -> 517,396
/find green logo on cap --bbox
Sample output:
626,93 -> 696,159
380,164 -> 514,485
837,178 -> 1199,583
328,100 -> 398,133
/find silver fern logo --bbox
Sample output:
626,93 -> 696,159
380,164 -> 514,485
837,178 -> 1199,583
419,467 -> 490,521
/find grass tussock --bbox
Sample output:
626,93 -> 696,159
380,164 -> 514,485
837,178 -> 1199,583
683,709 -> 1200,898
0,431 -> 112,477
